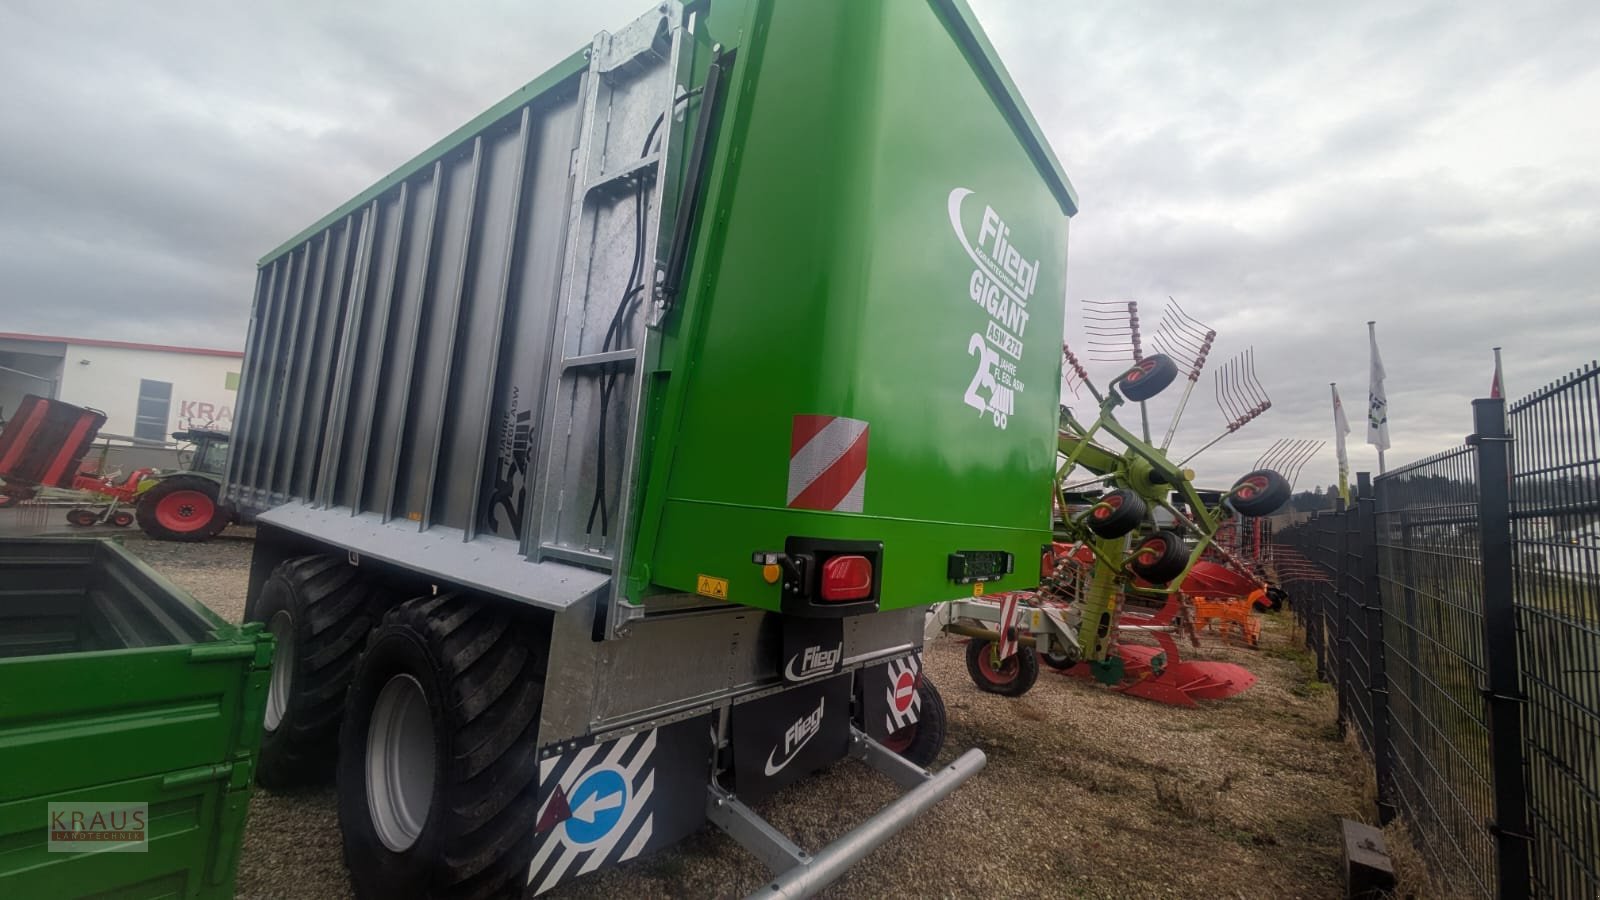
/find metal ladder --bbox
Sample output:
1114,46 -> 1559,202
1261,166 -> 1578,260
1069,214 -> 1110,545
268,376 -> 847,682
527,3 -> 687,575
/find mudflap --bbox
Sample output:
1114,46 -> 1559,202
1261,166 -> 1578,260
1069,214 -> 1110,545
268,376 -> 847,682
855,652 -> 923,741
729,672 -> 852,803
528,715 -> 713,896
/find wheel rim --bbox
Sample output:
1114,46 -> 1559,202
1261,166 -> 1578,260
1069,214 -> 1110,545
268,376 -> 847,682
264,611 -> 294,732
154,489 -> 215,532
881,724 -> 917,755
977,646 -> 1019,684
366,674 -> 436,853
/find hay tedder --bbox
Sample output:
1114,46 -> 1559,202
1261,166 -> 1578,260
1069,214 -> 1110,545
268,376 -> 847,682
941,300 -> 1292,707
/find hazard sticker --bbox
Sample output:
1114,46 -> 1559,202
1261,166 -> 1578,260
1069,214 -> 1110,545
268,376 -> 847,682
696,575 -> 728,600
787,415 -> 868,513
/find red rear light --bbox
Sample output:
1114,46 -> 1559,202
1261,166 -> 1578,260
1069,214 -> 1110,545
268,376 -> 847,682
820,555 -> 873,601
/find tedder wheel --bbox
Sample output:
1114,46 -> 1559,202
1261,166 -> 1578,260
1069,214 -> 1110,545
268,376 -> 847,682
1117,353 -> 1180,402
1129,529 -> 1188,584
1227,469 -> 1291,517
0,493 -> 14,509
135,474 -> 229,542
250,556 -> 380,789
880,676 -> 948,768
1042,648 -> 1079,671
110,510 -> 135,528
965,638 -> 1040,697
65,508 -> 99,527
338,594 -> 548,900
1086,488 -> 1146,539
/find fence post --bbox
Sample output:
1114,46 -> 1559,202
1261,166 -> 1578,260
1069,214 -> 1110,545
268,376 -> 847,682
1470,397 -> 1532,899
1334,497 -> 1352,734
1357,471 -> 1396,824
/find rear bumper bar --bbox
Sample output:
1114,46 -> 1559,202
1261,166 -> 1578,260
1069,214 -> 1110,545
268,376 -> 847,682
707,728 -> 987,900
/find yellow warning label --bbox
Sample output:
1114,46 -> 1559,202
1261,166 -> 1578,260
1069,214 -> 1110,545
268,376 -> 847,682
696,574 -> 729,601
973,581 -> 985,597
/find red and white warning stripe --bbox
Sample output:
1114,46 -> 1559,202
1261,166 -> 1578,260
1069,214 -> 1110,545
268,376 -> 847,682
997,592 -> 1022,661
787,415 -> 868,513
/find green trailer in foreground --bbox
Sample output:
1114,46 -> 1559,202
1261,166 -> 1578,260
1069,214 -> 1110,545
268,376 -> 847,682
0,538 -> 273,899
226,0 -> 1077,896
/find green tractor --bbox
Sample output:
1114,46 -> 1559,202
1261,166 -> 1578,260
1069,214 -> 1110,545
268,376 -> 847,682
127,427 -> 235,541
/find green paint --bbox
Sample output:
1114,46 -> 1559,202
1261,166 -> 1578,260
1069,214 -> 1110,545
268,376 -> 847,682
0,539 -> 272,899
625,0 -> 1076,612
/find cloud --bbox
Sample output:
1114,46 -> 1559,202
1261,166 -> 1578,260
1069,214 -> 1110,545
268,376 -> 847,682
2,0 -> 1597,489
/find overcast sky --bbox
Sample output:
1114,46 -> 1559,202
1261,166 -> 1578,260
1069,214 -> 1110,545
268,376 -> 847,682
2,1 -> 1596,486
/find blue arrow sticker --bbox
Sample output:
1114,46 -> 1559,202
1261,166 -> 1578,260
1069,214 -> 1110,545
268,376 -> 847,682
563,769 -> 628,845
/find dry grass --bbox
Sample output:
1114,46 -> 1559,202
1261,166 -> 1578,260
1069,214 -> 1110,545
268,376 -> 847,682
127,535 -> 1375,899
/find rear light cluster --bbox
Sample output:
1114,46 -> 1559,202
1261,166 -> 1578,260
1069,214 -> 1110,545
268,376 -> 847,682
820,555 -> 873,601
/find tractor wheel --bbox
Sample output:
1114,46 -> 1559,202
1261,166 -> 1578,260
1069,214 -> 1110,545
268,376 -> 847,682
1129,529 -> 1188,584
338,594 -> 548,900
136,474 -> 228,541
251,556 -> 380,789
1227,469 -> 1291,517
1086,488 -> 1146,539
1117,354 -> 1179,402
110,510 -> 135,528
880,676 -> 947,768
965,639 -> 1039,697
65,508 -> 99,527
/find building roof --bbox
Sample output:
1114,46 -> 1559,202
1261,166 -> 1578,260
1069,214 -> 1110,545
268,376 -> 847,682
0,332 -> 242,359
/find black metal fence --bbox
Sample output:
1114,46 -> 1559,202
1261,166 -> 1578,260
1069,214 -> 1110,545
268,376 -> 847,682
1279,365 -> 1600,900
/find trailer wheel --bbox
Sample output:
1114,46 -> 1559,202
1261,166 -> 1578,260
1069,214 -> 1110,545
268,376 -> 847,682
1129,529 -> 1188,584
1086,488 -> 1146,539
338,594 -> 548,900
1117,354 -> 1179,402
880,676 -> 947,768
251,556 -> 379,789
135,474 -> 228,541
964,639 -> 1039,697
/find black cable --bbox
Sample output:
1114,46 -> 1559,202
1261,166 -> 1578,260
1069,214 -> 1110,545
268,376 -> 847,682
585,87 -> 706,537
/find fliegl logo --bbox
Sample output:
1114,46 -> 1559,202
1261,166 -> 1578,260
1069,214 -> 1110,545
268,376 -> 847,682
947,187 -> 1039,430
784,643 -> 842,682
765,696 -> 826,776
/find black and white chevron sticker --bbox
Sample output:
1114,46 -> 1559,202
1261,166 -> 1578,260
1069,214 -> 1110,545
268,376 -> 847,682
527,715 -> 711,895
882,653 -> 923,733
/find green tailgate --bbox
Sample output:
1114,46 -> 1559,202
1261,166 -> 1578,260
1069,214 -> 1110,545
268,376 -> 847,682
631,0 -> 1077,611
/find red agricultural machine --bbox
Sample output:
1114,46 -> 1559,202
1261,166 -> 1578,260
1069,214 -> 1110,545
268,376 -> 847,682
0,395 -> 233,541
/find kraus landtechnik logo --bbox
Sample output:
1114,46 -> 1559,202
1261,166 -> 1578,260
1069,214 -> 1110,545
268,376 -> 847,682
947,187 -> 1039,430
48,802 -> 148,852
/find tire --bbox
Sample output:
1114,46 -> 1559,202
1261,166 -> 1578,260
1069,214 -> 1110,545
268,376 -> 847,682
880,676 -> 947,768
135,474 -> 228,541
1117,354 -> 1179,402
1129,529 -> 1188,584
339,594 -> 548,900
0,493 -> 14,509
251,556 -> 380,789
110,510 -> 135,528
65,508 -> 98,527
1042,648 -> 1079,671
1227,469 -> 1291,517
965,639 -> 1039,697
1086,489 -> 1146,539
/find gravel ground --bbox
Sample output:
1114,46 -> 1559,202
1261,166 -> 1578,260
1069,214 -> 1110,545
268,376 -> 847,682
121,532 -> 1371,899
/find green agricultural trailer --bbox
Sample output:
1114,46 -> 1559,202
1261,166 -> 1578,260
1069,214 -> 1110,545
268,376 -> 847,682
226,0 -> 1077,896
0,538 -> 273,898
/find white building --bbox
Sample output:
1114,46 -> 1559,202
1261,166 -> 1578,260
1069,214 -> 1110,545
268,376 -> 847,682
0,332 -> 243,442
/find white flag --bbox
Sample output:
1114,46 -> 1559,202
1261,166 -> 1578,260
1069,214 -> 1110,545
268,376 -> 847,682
1367,323 -> 1390,451
1332,384 -> 1351,505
